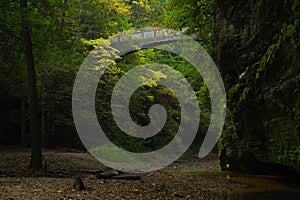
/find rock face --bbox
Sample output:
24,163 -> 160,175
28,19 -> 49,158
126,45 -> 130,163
215,0 -> 300,174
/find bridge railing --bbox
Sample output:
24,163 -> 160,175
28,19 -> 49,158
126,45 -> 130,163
111,29 -> 181,44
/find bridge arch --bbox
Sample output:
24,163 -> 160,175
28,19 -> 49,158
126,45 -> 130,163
109,28 -> 191,55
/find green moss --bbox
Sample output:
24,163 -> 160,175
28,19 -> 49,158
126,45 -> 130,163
239,87 -> 250,103
219,109 -> 250,161
265,147 -> 300,170
227,83 -> 239,98
255,0 -> 299,81
219,0 -> 300,173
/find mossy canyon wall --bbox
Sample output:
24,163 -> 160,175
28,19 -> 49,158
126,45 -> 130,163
215,0 -> 300,174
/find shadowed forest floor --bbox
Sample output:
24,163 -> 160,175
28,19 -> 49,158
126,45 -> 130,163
0,147 -> 299,199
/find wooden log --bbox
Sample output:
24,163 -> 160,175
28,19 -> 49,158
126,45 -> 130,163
112,174 -> 141,180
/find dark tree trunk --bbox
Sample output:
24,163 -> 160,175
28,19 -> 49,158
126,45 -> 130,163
20,0 -> 42,172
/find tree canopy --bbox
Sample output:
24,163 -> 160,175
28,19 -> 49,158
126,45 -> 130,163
0,0 -> 215,167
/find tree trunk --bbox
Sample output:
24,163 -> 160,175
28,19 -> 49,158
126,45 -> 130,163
20,0 -> 42,172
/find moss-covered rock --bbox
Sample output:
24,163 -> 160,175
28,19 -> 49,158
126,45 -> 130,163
216,0 -> 300,174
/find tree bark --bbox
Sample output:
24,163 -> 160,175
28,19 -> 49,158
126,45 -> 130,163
20,0 -> 42,172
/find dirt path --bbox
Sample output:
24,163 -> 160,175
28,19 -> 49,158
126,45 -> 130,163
0,148 -> 245,199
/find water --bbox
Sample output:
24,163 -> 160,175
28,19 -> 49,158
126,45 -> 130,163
241,191 -> 300,200
213,174 -> 300,199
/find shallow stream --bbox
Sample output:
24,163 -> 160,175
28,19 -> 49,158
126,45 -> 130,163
213,173 -> 300,199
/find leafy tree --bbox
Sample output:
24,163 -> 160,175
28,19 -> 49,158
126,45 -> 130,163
29,0 -> 132,126
0,0 -> 25,91
94,48 -> 207,152
127,0 -> 167,27
1,0 -> 215,155
165,0 -> 215,51
20,0 -> 42,173
74,0 -> 131,39
1,0 -> 133,164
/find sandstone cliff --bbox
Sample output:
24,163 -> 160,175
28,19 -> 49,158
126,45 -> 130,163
215,0 -> 300,174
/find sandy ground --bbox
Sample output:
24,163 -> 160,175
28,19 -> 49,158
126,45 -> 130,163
0,147 -> 246,199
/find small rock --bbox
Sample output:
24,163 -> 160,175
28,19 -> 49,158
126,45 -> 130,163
73,176 -> 85,191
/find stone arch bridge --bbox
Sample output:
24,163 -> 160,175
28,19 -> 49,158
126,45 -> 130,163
109,28 -> 194,55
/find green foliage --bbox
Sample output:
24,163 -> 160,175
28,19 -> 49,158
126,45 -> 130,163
218,109 -> 249,159
264,147 -> 300,168
96,50 -> 179,152
0,0 -> 213,153
93,48 -> 210,152
127,0 -> 167,27
239,87 -> 250,104
219,0 -> 300,172
0,1 -> 25,89
0,0 -> 134,126
75,0 -> 131,39
165,0 -> 215,51
255,0 -> 299,80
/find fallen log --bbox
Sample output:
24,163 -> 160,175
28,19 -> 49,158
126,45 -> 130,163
112,174 -> 141,180
96,172 -> 141,180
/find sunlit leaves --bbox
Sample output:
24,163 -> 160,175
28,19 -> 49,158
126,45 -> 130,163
165,0 -> 215,52
127,0 -> 167,27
